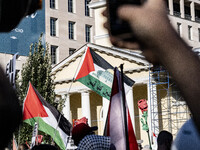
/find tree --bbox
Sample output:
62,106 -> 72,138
16,34 -> 56,145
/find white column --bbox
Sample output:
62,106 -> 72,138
180,0 -> 185,18
62,94 -> 71,122
81,92 -> 91,126
169,0 -> 174,15
126,88 -> 136,131
103,97 -> 110,129
190,2 -> 195,21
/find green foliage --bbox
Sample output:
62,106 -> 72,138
16,34 -> 56,145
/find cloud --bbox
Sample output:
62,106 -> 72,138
10,36 -> 17,39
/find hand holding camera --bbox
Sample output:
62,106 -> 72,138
106,0 -> 141,41
105,0 -> 171,64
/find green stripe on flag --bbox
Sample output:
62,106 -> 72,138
24,117 -> 66,150
78,74 -> 112,100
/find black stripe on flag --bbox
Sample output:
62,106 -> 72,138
89,48 -> 135,87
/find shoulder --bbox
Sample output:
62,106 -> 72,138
77,135 -> 111,150
172,119 -> 200,150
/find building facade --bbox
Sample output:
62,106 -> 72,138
167,0 -> 200,48
89,0 -> 200,49
52,43 -> 151,144
0,0 -> 95,83
45,0 -> 95,65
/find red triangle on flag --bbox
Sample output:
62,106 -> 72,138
75,47 -> 95,80
23,83 -> 48,120
128,110 -> 138,150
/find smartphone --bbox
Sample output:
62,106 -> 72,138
106,0 -> 141,41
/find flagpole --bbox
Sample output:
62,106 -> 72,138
36,114 -> 39,145
52,114 -> 62,144
52,47 -> 86,149
120,64 -> 130,150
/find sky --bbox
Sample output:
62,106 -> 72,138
0,1 -> 45,56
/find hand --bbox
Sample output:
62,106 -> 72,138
103,0 -> 176,64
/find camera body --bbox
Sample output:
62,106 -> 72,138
106,0 -> 141,41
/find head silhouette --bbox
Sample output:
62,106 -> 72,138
157,130 -> 173,150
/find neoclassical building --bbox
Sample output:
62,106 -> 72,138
52,44 -> 194,148
52,43 -> 154,144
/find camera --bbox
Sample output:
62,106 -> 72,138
106,0 -> 141,41
0,0 -> 42,32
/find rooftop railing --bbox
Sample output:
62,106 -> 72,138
173,11 -> 181,18
195,17 -> 200,23
185,14 -> 192,20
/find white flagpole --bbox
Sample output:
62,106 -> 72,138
31,122 -> 38,148
52,46 -> 88,149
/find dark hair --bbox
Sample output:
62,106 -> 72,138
31,144 -> 58,150
72,123 -> 97,146
157,130 -> 173,150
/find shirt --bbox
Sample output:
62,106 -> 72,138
171,119 -> 200,150
77,134 -> 111,150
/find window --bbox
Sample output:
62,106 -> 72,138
51,45 -> 58,65
185,6 -> 191,20
195,9 -> 200,21
50,18 -> 58,36
69,21 -> 75,40
165,0 -> 169,9
173,2 -> 181,17
68,0 -> 73,12
69,48 -> 76,55
85,25 -> 91,42
85,0 -> 90,16
50,0 -> 55,9
188,25 -> 192,40
165,0 -> 169,13
177,23 -> 181,36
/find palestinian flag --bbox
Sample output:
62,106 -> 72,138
75,47 -> 135,100
23,82 -> 72,150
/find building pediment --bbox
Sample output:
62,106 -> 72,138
52,43 -> 150,95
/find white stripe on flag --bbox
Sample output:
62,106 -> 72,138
43,106 -> 69,146
109,93 -> 126,149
